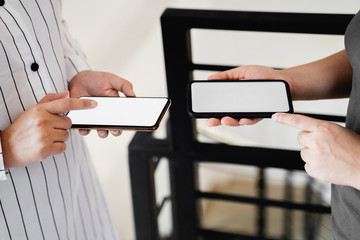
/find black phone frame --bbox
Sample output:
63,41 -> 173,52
187,79 -> 293,119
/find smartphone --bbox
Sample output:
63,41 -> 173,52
67,97 -> 171,131
188,80 -> 293,119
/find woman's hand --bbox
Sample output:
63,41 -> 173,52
273,113 -> 360,189
206,65 -> 296,127
0,92 -> 97,168
69,70 -> 135,138
69,70 -> 135,98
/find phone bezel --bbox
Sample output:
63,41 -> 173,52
68,96 -> 171,131
187,80 -> 293,119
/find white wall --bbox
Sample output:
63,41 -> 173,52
63,1 -> 360,239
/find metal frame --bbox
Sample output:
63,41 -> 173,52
129,8 -> 353,240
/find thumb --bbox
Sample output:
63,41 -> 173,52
39,91 -> 69,104
208,66 -> 245,80
107,75 -> 136,97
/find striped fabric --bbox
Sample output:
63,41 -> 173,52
0,0 -> 119,239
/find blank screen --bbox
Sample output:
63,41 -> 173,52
191,81 -> 290,113
67,97 -> 169,128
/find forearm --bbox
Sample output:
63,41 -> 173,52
281,50 -> 353,100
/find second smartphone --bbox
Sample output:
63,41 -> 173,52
188,80 -> 293,119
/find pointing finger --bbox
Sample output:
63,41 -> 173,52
272,113 -> 321,132
45,98 -> 98,115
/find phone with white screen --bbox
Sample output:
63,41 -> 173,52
188,80 -> 293,118
67,97 -> 171,131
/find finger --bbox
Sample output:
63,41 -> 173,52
39,91 -> 69,104
208,71 -> 229,80
50,142 -> 67,156
103,91 -> 120,97
300,147 -> 310,163
208,71 -> 234,80
297,131 -> 312,147
304,162 -> 309,173
206,118 -> 221,127
272,113 -> 321,132
208,67 -> 244,80
239,118 -> 263,125
52,129 -> 70,142
52,115 -> 73,129
108,75 -> 136,97
303,162 -> 313,177
97,130 -> 108,138
78,129 -> 91,136
110,130 -> 122,136
45,98 -> 98,115
122,81 -> 136,97
221,116 -> 241,126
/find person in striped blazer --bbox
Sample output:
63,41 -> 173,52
0,0 -> 134,239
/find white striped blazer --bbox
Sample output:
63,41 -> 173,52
0,0 -> 119,239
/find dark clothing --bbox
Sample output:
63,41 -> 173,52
332,10 -> 360,240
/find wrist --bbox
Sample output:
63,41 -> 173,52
278,68 -> 300,101
69,70 -> 92,84
72,70 -> 93,80
68,70 -> 95,95
0,128 -> 18,169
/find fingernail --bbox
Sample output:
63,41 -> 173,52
99,132 -> 107,138
79,130 -> 89,135
111,130 -> 122,136
220,119 -> 229,126
272,113 -> 279,121
91,101 -> 98,107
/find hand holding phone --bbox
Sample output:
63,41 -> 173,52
67,97 -> 171,131
188,80 -> 293,119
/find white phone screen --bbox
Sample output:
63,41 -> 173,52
67,97 -> 170,130
189,80 -> 293,118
